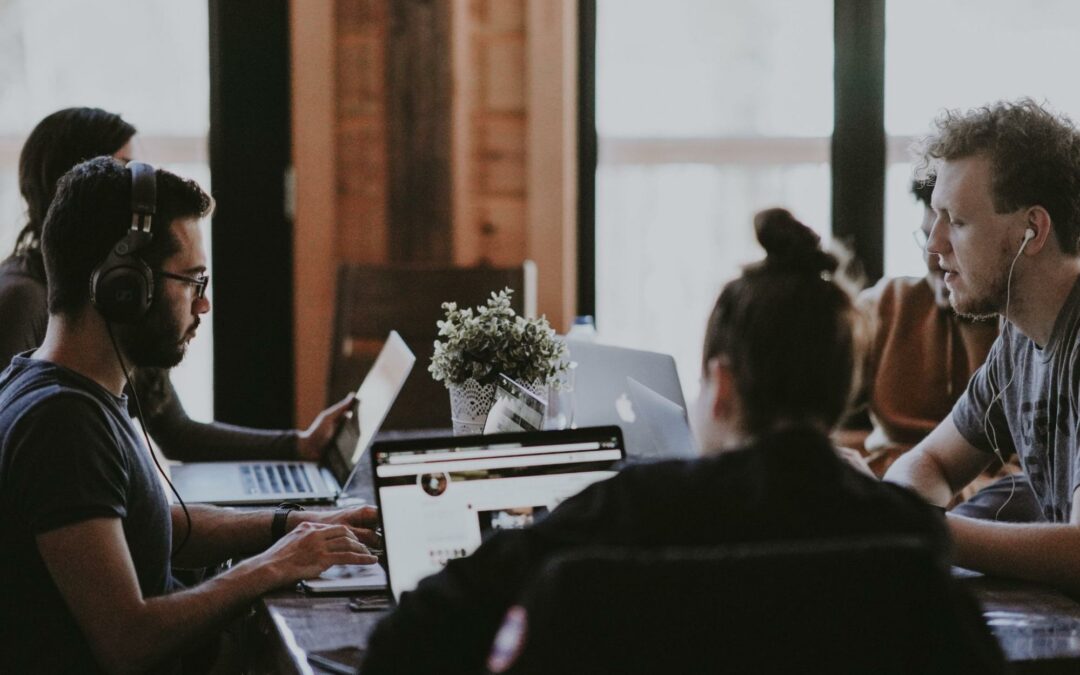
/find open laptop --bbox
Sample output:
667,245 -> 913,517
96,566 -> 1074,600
171,331 -> 416,505
624,377 -> 697,459
567,340 -> 695,461
371,426 -> 625,602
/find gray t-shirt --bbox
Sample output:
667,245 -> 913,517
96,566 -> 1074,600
952,277 -> 1080,523
0,356 -> 175,673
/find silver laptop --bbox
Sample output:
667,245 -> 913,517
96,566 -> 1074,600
171,331 -> 416,505
625,376 -> 697,459
567,340 -> 694,461
371,426 -> 626,602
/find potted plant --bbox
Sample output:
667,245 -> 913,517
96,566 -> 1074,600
430,288 -> 569,435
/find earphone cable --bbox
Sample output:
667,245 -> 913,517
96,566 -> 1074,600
106,322 -> 192,557
982,238 -> 1028,520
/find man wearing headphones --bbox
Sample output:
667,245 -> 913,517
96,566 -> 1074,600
0,157 -> 379,673
885,99 -> 1080,592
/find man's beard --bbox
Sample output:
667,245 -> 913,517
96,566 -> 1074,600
115,302 -> 193,369
950,266 -> 1010,320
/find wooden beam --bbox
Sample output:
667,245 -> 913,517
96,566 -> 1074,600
386,0 -> 454,263
526,0 -> 578,331
290,0 -> 337,425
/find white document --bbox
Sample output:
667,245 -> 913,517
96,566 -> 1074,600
299,563 -> 388,594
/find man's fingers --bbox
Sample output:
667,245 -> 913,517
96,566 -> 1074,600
323,536 -> 370,553
349,528 -> 381,547
328,551 -> 380,566
297,522 -> 358,541
329,393 -> 357,417
359,505 -> 379,526
337,505 -> 379,528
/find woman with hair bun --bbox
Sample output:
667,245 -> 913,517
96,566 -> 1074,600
360,209 -> 987,674
0,107 -> 352,462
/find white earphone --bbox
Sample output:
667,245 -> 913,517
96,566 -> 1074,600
1017,227 -> 1036,255
984,224 -> 1038,520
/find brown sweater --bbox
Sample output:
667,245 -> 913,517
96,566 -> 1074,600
854,276 -> 999,472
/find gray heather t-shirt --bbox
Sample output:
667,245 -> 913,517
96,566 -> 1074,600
952,277 -> 1080,523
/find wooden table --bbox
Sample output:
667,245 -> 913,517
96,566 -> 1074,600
962,574 -> 1080,673
253,432 -> 1080,673
252,592 -> 385,674
253,572 -> 1080,675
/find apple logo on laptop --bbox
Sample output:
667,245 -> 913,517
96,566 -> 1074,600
615,393 -> 636,424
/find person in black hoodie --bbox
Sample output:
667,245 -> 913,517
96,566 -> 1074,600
362,209 -> 954,674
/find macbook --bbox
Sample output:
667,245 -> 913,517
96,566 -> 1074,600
171,331 -> 415,505
371,426 -> 625,601
624,376 -> 697,460
567,340 -> 694,461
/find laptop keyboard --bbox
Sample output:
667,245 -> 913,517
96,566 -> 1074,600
241,464 -> 314,495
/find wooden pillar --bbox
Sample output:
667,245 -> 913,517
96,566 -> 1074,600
291,0 -> 338,425
386,0 -> 454,262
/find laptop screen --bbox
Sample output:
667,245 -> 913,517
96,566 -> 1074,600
326,331 -> 416,486
372,427 -> 625,601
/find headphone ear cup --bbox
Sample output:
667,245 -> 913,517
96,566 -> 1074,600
90,233 -> 155,323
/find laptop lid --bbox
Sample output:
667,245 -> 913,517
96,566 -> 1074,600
371,426 -> 625,601
567,340 -> 687,460
625,377 -> 697,460
326,330 -> 417,491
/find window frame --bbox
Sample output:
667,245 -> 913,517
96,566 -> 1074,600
578,0 -> 888,319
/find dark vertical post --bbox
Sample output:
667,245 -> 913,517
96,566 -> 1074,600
386,0 -> 453,263
577,0 -> 598,319
209,0 -> 294,427
832,0 -> 886,284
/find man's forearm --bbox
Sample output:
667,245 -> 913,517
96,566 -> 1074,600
170,504 -> 366,568
949,516 -> 1080,594
102,555 -> 282,673
883,448 -> 955,507
170,505 -> 274,568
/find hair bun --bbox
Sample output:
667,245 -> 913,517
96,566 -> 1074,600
753,208 -> 838,276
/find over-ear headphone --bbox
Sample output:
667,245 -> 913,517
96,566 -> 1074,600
90,161 -> 157,323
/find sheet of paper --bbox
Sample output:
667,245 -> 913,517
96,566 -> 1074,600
301,563 -> 388,593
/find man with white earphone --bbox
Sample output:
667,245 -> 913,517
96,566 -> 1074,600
845,176 -> 1042,523
885,99 -> 1080,592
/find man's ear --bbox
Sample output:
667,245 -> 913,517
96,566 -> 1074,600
706,357 -> 736,421
1023,206 -> 1054,254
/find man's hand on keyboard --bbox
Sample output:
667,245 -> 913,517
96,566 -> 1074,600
251,521 -> 378,585
295,505 -> 382,550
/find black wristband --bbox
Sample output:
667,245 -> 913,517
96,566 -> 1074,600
272,502 -> 305,542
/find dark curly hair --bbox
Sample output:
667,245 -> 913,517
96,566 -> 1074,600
702,208 -> 862,435
911,175 -> 935,209
922,99 -> 1080,254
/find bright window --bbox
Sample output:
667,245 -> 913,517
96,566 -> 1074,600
884,0 -> 1080,278
595,0 -> 833,400
0,0 -> 212,420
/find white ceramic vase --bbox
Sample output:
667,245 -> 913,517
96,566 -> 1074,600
448,377 -> 548,435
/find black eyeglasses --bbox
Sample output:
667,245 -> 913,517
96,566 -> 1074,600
159,271 -> 209,299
